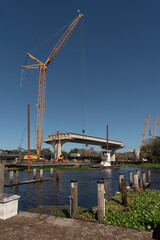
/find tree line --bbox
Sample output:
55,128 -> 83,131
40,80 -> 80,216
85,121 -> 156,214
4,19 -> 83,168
140,137 -> 160,163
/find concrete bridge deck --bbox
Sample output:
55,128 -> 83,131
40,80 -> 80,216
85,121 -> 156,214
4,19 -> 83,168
44,132 -> 124,160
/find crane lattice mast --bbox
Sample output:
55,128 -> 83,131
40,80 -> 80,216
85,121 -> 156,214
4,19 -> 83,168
140,116 -> 150,147
153,116 -> 158,138
23,13 -> 83,158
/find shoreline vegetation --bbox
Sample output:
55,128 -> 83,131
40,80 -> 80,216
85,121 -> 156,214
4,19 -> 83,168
7,162 -> 160,172
27,189 -> 160,232
119,163 -> 160,168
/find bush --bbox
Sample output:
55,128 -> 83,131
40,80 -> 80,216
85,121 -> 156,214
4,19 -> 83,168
104,189 -> 160,230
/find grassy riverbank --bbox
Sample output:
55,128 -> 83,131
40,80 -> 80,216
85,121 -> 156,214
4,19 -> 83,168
119,163 -> 160,168
27,189 -> 160,231
7,166 -> 92,172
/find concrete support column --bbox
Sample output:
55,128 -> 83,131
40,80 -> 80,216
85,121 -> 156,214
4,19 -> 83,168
53,143 -> 62,160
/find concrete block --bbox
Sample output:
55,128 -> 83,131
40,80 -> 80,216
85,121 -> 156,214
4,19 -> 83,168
0,193 -> 20,220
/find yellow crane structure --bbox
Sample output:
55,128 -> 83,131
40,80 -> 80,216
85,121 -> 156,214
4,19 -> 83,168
23,13 -> 83,159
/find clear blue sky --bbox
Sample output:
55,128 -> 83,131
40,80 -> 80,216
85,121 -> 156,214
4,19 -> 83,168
1,0 -> 160,153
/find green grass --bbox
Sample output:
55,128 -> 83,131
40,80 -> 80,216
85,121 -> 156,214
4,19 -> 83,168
104,189 -> 160,231
24,166 -> 92,172
119,163 -> 160,168
27,205 -> 95,219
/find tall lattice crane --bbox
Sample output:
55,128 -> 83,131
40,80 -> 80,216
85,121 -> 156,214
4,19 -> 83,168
140,116 -> 150,147
23,13 -> 83,158
153,116 -> 158,138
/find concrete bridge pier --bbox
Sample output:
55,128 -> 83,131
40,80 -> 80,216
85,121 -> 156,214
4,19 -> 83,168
53,142 -> 63,160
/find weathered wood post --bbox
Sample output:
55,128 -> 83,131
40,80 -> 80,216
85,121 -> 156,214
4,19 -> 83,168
40,169 -> 43,181
119,174 -> 124,192
147,170 -> 151,189
33,168 -> 36,180
121,179 -> 127,207
5,166 -> 8,175
50,168 -> 53,178
102,177 -> 108,201
9,171 -> 14,184
97,181 -> 105,223
129,171 -> 133,188
56,171 -> 59,181
15,171 -> 19,185
0,163 -> 5,194
136,170 -> 141,186
134,174 -> 139,192
142,172 -> 146,189
70,180 -> 78,218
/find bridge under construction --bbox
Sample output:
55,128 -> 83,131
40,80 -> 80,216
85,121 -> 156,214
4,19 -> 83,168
44,132 -> 124,161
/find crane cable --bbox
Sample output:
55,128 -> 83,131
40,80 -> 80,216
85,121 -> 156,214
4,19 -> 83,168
81,19 -> 85,136
81,19 -> 85,159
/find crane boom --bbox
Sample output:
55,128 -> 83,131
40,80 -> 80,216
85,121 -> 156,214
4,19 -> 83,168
22,13 -> 83,158
153,116 -> 158,138
45,14 -> 83,67
140,116 -> 150,147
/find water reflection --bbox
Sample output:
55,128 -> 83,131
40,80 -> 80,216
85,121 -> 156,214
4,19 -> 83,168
4,168 -> 160,211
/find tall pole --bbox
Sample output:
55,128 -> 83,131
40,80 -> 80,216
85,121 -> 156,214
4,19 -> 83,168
107,124 -> 109,152
28,104 -> 31,170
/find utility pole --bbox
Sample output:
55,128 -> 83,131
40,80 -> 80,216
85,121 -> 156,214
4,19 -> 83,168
28,104 -> 30,170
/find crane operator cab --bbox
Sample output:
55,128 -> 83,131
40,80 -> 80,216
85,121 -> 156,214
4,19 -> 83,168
101,150 -> 111,167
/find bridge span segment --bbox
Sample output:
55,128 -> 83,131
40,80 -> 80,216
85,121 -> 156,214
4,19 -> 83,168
44,132 -> 124,161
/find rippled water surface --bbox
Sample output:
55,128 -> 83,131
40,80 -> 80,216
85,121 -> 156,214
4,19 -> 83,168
4,167 -> 160,211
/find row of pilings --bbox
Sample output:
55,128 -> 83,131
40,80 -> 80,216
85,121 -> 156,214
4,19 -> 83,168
0,164 -> 151,223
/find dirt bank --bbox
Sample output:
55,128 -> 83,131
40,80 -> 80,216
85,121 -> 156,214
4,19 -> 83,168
0,212 -> 158,240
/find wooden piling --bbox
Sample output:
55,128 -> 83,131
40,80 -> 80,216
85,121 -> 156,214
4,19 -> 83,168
102,178 -> 108,201
5,166 -> 8,175
56,171 -> 59,181
142,172 -> 146,189
129,171 -> 133,188
70,180 -> 78,218
119,174 -> 124,192
121,179 -> 127,207
136,170 -> 141,186
33,168 -> 36,180
40,169 -> 43,181
9,171 -> 14,184
147,170 -> 151,189
15,171 -> 19,185
97,181 -> 105,223
134,174 -> 139,192
50,168 -> 53,178
0,164 -> 4,194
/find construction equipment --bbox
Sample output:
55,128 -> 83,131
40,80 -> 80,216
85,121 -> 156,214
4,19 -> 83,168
54,131 -> 66,163
153,116 -> 158,138
140,116 -> 151,148
22,13 -> 83,158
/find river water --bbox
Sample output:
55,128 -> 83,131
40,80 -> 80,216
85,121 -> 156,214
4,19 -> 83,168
4,167 -> 160,211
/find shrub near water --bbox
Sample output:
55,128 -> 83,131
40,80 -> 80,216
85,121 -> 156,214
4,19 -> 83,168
104,189 -> 160,230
